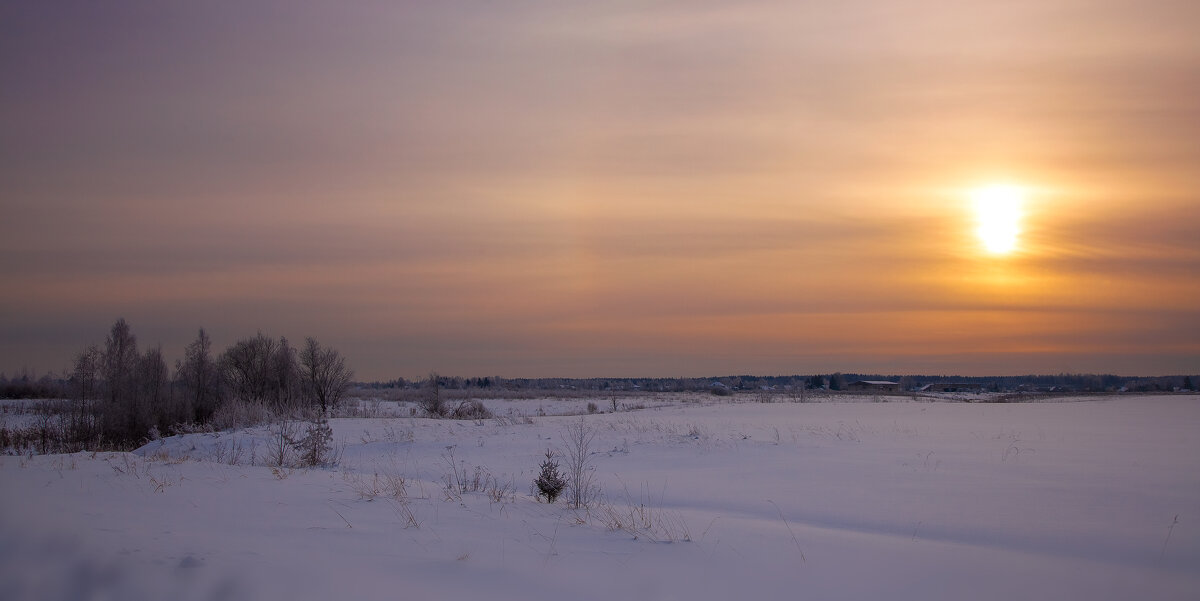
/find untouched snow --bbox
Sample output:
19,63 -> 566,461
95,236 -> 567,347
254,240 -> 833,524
2,394 -> 1198,600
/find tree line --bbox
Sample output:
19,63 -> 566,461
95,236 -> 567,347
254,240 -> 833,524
63,318 -> 353,448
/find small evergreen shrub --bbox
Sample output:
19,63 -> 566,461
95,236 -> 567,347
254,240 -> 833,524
295,418 -> 336,467
533,449 -> 566,503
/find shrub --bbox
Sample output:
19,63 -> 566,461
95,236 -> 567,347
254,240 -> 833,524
264,418 -> 341,468
598,498 -> 691,543
0,401 -> 106,454
587,402 -> 599,414
210,398 -> 277,431
266,420 -> 297,467
417,372 -> 446,417
450,399 -> 493,420
533,449 -> 566,503
295,418 -> 338,467
346,471 -> 408,501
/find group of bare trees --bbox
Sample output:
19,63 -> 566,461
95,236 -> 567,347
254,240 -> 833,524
68,319 -> 353,447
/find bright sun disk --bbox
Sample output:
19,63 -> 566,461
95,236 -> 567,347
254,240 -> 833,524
971,184 -> 1025,254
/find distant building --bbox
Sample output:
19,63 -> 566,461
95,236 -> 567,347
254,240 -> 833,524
847,380 -> 901,393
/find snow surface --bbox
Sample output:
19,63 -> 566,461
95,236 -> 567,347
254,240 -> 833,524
2,394 -> 1198,600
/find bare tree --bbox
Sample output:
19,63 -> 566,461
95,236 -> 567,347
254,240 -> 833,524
221,333 -> 269,405
221,332 -> 296,410
418,371 -> 445,417
70,345 -> 100,403
67,344 -> 102,445
101,318 -> 142,443
102,318 -> 138,404
299,337 -> 353,416
272,336 -> 300,410
266,419 -> 297,468
138,344 -> 172,430
175,328 -> 219,422
562,418 -> 600,508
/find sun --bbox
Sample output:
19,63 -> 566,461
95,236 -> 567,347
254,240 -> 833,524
971,184 -> 1025,254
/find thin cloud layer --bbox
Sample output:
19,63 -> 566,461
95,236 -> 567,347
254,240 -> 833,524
2,1 -> 1197,378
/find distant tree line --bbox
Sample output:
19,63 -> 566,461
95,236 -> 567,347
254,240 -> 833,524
0,370 -> 62,399
28,318 -> 353,449
352,372 -> 1198,395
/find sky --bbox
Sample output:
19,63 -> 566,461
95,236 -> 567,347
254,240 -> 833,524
2,1 -> 1198,381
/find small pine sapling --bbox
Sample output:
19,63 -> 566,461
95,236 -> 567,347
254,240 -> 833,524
534,449 -> 566,503
296,418 -> 335,467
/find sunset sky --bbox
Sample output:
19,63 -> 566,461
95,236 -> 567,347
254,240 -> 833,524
2,1 -> 1198,380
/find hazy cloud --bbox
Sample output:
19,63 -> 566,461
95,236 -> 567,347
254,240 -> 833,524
2,1 -> 1197,378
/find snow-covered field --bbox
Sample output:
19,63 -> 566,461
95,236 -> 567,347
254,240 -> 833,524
2,394 -> 1197,600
